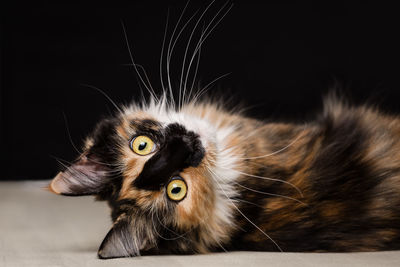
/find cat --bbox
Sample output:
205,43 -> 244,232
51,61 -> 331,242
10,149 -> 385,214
49,2 -> 400,259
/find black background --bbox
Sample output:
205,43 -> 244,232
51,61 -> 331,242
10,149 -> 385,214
1,1 -> 399,180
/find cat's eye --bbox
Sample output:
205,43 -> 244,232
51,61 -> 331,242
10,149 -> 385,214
130,135 -> 156,156
166,177 -> 187,201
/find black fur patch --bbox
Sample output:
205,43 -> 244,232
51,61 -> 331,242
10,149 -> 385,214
133,123 -> 205,190
129,119 -> 163,142
87,118 -> 124,200
56,117 -> 123,197
88,117 -> 120,163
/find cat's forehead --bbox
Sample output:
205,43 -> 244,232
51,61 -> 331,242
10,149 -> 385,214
120,106 -> 215,146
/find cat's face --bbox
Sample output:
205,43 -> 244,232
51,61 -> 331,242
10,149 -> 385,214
50,100 -> 238,258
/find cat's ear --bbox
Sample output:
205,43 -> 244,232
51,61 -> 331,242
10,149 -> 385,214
49,155 -> 109,196
97,216 -> 138,259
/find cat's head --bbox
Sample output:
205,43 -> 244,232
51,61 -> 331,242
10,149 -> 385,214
49,99 -> 239,258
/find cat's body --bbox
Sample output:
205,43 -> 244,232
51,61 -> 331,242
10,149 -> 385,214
226,100 -> 400,252
50,97 -> 400,258
48,2 -> 400,258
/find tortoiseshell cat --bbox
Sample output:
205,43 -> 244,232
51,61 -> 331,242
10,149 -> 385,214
49,3 -> 400,259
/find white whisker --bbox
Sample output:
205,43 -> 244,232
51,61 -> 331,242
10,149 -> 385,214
231,198 -> 264,209
62,112 -> 82,155
129,64 -> 157,100
151,212 -> 187,241
223,167 -> 303,197
154,209 -> 192,241
80,83 -> 124,114
207,166 -> 283,252
186,23 -> 205,104
234,181 -> 306,205
184,1 -> 232,104
238,125 -> 307,160
166,0 -> 192,107
179,0 -> 217,110
191,72 -> 231,104
120,21 -> 158,101
168,10 -> 199,108
160,9 -> 170,102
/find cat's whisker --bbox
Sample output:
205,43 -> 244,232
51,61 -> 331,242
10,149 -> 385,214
153,211 -> 212,256
80,83 -> 124,114
165,0 -> 193,107
214,238 -> 229,253
238,125 -> 307,160
86,157 -> 121,168
62,112 -> 82,155
227,167 -> 303,198
121,21 -> 158,102
193,1 -> 233,59
167,10 -> 199,79
155,198 -> 231,251
203,123 -> 303,163
150,212 -> 184,241
191,72 -> 231,104
153,209 -> 191,241
231,198 -> 264,209
179,0 -> 217,110
234,181 -> 307,205
160,9 -> 170,103
184,1 -> 232,105
155,204 -> 224,244
51,155 -> 122,176
69,164 -> 122,177
206,166 -> 283,252
54,159 -> 86,178
186,23 -> 205,104
124,63 -> 157,101
51,156 -> 73,167
168,10 -> 199,108
205,155 -> 303,197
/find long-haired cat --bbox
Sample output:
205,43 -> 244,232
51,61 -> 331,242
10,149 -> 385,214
49,2 -> 400,259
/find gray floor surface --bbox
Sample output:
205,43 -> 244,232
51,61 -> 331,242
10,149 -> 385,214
1,181 -> 399,267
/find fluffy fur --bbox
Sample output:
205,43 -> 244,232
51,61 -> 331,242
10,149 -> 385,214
50,95 -> 400,258
49,2 -> 400,259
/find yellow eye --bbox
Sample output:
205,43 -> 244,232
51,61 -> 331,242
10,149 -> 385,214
130,135 -> 156,155
166,177 -> 187,201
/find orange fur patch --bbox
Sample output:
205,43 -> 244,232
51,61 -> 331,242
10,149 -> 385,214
176,167 -> 215,229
